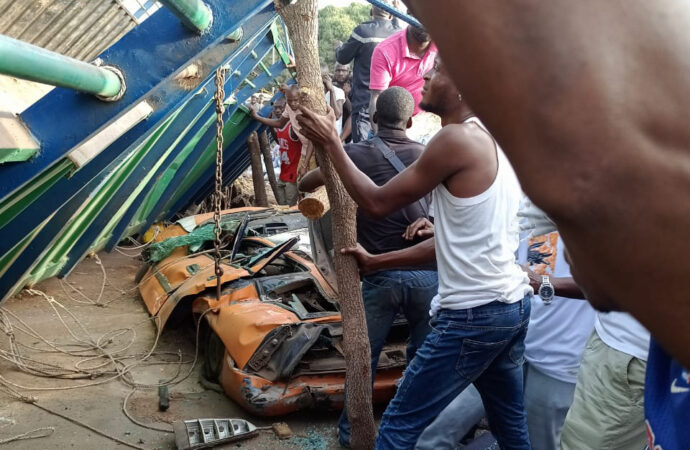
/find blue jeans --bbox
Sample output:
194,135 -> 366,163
375,297 -> 532,450
338,269 -> 438,447
417,362 -> 575,450
415,384 -> 485,450
351,110 -> 372,143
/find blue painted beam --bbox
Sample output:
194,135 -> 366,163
0,0 -> 275,203
58,42 -> 277,275
0,16 -> 276,260
0,175 -> 104,300
103,38 -> 277,252
136,61 -> 285,234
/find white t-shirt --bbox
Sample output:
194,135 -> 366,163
429,118 -> 531,314
595,312 -> 650,361
518,231 -> 596,383
325,85 -> 346,135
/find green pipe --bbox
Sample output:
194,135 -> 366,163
259,61 -> 272,76
0,35 -> 123,99
159,0 -> 213,33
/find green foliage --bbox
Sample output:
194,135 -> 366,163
318,3 -> 371,69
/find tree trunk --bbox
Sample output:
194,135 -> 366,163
258,130 -> 279,200
247,131 -> 268,207
275,1 -> 375,448
298,185 -> 330,219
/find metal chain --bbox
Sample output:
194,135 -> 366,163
213,67 -> 225,301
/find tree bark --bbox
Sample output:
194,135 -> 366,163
247,131 -> 268,207
275,1 -> 375,448
258,130 -> 279,200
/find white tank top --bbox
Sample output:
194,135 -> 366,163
429,118 -> 531,315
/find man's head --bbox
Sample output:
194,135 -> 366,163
420,56 -> 461,116
285,85 -> 300,111
373,87 -> 414,131
272,96 -> 286,118
334,63 -> 351,85
407,25 -> 431,45
371,0 -> 392,19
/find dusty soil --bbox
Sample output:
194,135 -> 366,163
0,251 -> 348,450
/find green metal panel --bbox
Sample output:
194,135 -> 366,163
130,106 -> 217,227
0,222 -> 48,279
0,159 -> 74,230
0,148 -> 38,164
89,100 -> 216,253
27,115 -> 177,282
162,111 -> 251,213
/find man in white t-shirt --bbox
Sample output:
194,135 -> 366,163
416,230 -> 596,450
322,64 -> 346,135
560,312 -> 649,449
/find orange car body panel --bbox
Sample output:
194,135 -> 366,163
219,352 -> 401,416
138,208 -> 403,416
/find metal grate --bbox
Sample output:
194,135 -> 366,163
0,0 -> 159,62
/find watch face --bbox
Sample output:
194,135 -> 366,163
539,286 -> 554,298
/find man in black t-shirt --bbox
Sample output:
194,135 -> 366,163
298,87 -> 438,448
335,1 -> 399,143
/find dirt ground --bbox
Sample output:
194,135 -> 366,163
0,250 -> 351,450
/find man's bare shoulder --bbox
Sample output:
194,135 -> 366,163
426,122 -> 494,157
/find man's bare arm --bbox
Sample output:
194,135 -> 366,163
251,109 -> 288,129
340,115 -> 352,142
297,106 -> 466,219
298,168 -> 324,192
342,239 -> 436,274
525,267 -> 585,300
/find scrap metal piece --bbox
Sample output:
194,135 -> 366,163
271,422 -> 292,439
158,384 -> 170,411
173,418 -> 257,450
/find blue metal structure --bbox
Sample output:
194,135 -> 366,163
0,0 -> 295,300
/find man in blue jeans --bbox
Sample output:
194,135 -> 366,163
298,86 -> 438,448
298,55 -> 532,449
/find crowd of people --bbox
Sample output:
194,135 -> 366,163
249,1 -> 689,449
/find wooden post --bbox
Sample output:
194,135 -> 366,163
258,130 -> 280,201
247,131 -> 268,207
275,1 -> 375,448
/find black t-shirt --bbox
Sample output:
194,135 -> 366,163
336,18 -> 399,115
345,129 -> 435,271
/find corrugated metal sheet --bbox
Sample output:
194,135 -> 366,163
0,0 -> 151,61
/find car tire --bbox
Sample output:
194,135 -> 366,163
134,264 -> 150,284
203,329 -> 227,382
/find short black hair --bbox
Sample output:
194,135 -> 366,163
376,87 -> 414,130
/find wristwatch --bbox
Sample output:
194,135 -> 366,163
538,275 -> 554,305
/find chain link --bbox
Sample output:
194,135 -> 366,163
213,67 -> 226,301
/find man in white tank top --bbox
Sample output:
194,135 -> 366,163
297,56 -> 532,449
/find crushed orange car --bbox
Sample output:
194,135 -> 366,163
138,207 -> 409,416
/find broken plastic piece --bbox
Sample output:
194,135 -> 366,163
173,418 -> 257,449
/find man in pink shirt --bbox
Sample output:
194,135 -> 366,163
368,26 -> 437,134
